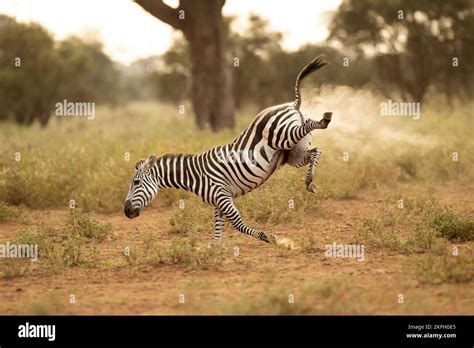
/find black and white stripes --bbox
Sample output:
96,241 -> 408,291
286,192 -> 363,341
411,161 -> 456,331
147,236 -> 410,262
124,55 -> 332,244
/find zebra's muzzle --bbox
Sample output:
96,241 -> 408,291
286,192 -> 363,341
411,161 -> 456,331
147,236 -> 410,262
124,200 -> 140,219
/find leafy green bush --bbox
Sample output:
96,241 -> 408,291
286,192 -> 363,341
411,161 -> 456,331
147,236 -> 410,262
430,207 -> 474,242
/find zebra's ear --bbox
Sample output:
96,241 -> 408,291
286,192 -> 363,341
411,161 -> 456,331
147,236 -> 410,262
147,155 -> 158,168
135,160 -> 145,170
143,155 -> 158,172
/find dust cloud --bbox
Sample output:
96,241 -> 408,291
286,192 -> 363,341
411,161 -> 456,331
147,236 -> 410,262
301,85 -> 437,148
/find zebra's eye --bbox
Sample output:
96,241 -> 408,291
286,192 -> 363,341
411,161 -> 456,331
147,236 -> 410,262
133,179 -> 140,186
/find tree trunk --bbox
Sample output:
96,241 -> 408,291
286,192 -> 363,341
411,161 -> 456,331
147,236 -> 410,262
135,0 -> 235,131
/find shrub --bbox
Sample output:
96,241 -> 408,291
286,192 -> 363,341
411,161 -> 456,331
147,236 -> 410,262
430,207 -> 474,242
0,201 -> 19,222
169,198 -> 212,235
65,209 -> 112,241
6,209 -> 112,276
357,197 -> 447,253
0,258 -> 31,279
159,237 -> 225,270
415,254 -> 474,284
358,195 -> 474,254
123,231 -> 225,270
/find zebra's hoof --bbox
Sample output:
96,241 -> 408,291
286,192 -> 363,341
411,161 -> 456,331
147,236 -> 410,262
268,234 -> 278,245
263,233 -> 277,244
306,182 -> 317,193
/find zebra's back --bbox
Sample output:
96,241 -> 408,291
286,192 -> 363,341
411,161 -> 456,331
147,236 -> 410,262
199,103 -> 304,198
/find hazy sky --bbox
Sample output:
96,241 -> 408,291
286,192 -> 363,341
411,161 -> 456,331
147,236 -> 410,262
0,0 -> 342,65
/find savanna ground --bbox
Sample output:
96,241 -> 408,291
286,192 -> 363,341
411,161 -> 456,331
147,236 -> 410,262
0,91 -> 473,314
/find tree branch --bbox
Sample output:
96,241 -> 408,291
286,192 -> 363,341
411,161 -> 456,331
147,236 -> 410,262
134,0 -> 183,31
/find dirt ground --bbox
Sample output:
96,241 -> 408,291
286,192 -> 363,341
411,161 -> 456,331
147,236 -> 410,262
0,183 -> 473,315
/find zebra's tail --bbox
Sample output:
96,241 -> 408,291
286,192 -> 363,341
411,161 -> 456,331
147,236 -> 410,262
294,55 -> 328,110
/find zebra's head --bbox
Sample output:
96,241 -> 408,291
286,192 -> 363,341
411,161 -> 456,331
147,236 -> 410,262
124,155 -> 159,219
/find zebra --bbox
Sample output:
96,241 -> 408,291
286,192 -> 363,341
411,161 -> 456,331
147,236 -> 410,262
124,55 -> 333,244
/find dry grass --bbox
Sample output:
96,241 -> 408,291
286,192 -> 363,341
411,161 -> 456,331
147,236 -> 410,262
0,100 -> 472,214
0,100 -> 472,315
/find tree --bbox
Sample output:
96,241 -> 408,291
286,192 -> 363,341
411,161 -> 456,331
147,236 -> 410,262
230,14 -> 284,108
0,16 -> 60,125
56,36 -> 119,105
229,15 -> 375,108
135,0 -> 235,131
137,13 -> 378,111
148,34 -> 190,102
0,16 -> 120,126
329,0 -> 474,103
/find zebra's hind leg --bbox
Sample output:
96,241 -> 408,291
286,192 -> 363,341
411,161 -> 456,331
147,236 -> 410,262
287,143 -> 322,193
305,147 -> 322,193
216,195 -> 277,244
213,207 -> 224,243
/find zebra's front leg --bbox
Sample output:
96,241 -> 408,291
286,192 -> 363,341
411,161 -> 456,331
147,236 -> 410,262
213,208 -> 224,243
305,148 -> 322,193
216,195 -> 277,244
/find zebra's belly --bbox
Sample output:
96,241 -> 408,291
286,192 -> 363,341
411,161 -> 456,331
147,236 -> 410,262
286,133 -> 312,167
230,146 -> 286,197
